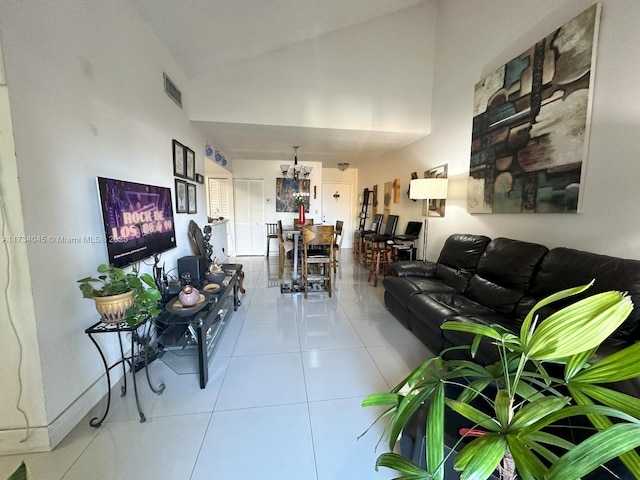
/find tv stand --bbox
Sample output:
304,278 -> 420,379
155,264 -> 243,388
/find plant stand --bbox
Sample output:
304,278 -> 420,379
85,319 -> 165,427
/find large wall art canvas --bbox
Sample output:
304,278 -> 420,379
276,178 -> 310,212
467,4 -> 601,214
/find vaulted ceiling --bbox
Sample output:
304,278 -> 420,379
128,0 -> 437,167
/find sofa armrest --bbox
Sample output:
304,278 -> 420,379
390,260 -> 437,277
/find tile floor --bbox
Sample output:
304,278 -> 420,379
0,251 -> 434,480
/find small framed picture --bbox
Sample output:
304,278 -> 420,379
187,182 -> 197,214
195,173 -> 204,184
173,139 -> 186,178
175,179 -> 187,213
185,147 -> 195,180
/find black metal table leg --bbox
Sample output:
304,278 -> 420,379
87,332 -> 112,428
116,329 -> 127,397
130,333 -> 146,423
142,328 -> 165,395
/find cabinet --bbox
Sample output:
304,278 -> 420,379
155,264 -> 242,388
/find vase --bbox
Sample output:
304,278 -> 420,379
298,204 -> 306,225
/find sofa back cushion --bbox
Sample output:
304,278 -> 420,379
434,234 -> 491,292
517,247 -> 640,341
465,238 -> 548,316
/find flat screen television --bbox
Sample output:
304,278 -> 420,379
97,177 -> 177,268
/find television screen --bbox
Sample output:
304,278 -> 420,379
97,177 -> 177,268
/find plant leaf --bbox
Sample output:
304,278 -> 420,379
427,382 -> 445,480
494,389 -> 511,430
456,434 -> 506,480
526,291 -> 632,360
564,347 -> 597,380
571,341 -> 640,384
388,383 -> 438,450
520,282 -> 594,348
375,452 -> 430,477
445,399 -> 500,432
509,396 -> 569,432
507,434 -> 548,480
362,393 -> 401,408
546,424 -> 640,480
441,321 -> 504,341
571,383 -> 640,418
521,405 -> 640,436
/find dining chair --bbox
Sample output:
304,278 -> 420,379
301,225 -> 334,298
293,218 -> 314,229
266,223 -> 278,257
333,220 -> 344,278
276,220 -> 294,279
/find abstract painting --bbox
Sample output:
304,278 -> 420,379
276,178 -> 310,212
468,4 -> 600,214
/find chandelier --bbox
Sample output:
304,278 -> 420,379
280,146 -> 312,180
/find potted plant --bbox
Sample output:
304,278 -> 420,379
362,282 -> 640,480
78,263 -> 162,327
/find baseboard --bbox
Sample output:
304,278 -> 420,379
47,374 -> 111,449
0,427 -> 51,455
0,369 -> 122,455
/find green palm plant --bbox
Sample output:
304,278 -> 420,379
362,282 -> 640,480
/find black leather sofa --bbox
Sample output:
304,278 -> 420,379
383,233 -> 640,392
383,233 -> 640,477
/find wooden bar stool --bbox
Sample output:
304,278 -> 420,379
368,243 -> 393,287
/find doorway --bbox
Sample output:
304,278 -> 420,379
321,183 -> 353,248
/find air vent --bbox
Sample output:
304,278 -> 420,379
163,72 -> 182,108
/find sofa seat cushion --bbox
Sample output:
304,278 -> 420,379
383,275 -> 457,306
407,293 -> 497,323
465,238 -> 548,316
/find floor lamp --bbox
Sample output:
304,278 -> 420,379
409,178 -> 448,260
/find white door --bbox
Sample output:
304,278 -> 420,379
234,179 -> 265,255
321,183 -> 353,248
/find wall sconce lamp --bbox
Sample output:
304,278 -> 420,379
333,191 -> 340,200
337,162 -> 350,171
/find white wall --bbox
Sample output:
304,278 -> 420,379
0,0 -> 208,453
189,2 -> 437,134
360,0 -> 640,261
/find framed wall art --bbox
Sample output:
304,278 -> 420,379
467,4 -> 600,214
275,178 -> 310,212
383,181 -> 392,218
173,139 -> 186,178
185,147 -> 195,181
175,179 -> 187,213
187,182 -> 197,214
423,164 -> 448,217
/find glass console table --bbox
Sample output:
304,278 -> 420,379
155,264 -> 242,389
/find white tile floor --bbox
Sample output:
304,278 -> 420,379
0,251 -> 434,480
